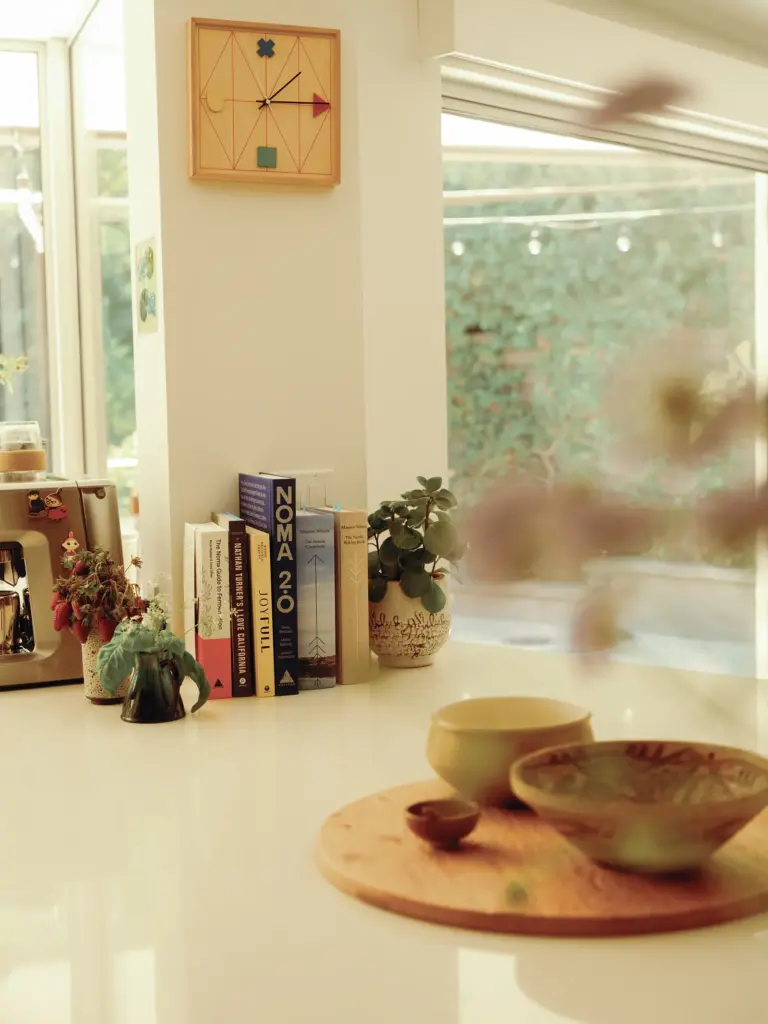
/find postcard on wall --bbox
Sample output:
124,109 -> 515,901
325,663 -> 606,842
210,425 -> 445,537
135,237 -> 158,334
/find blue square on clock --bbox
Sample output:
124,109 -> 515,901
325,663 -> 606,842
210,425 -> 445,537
257,146 -> 278,169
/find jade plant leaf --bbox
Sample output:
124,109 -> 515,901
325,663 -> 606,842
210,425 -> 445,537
390,522 -> 422,551
181,650 -> 211,713
379,537 -> 400,567
399,549 -> 432,570
425,477 -> 443,493
434,488 -> 458,510
369,576 -> 388,602
424,521 -> 460,558
401,567 -> 432,598
417,476 -> 428,487
422,579 -> 447,614
368,512 -> 389,533
448,541 -> 468,565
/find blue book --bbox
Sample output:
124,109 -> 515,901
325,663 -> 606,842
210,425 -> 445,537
296,510 -> 337,690
239,473 -> 299,696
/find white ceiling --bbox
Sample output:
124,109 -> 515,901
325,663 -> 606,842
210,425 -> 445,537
554,0 -> 768,62
0,0 -> 93,40
634,0 -> 768,29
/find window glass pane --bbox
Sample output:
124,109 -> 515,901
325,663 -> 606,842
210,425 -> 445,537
99,218 -> 136,506
444,113 -> 757,676
71,0 -> 137,541
0,51 -> 50,449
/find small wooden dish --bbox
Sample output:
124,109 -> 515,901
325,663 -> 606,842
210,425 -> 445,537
405,798 -> 480,848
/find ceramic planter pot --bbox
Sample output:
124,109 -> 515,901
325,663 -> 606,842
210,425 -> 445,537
121,652 -> 185,724
369,577 -> 450,668
82,628 -> 128,704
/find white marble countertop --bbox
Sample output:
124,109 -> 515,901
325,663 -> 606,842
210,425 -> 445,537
3,642 -> 768,1024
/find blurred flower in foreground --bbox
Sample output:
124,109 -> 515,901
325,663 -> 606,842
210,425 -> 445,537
571,585 -> 623,656
602,334 -> 757,471
466,474 -> 680,584
696,484 -> 768,557
587,75 -> 691,126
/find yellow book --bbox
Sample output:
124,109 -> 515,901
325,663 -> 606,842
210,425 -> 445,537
247,526 -> 275,697
330,509 -> 371,684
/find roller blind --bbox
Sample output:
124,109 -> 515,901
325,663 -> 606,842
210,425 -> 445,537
441,56 -> 768,172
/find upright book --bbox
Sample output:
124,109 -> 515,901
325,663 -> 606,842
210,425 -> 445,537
246,525 -> 275,697
327,508 -> 370,684
296,509 -> 336,689
239,473 -> 299,696
214,513 -> 255,698
193,522 -> 232,699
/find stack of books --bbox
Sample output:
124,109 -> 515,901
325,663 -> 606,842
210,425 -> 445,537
183,472 -> 370,698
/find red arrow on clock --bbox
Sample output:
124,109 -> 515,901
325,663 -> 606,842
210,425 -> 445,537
313,93 -> 330,117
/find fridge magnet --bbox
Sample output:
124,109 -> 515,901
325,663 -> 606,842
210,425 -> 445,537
27,490 -> 46,517
44,490 -> 68,521
136,238 -> 158,334
62,532 -> 80,555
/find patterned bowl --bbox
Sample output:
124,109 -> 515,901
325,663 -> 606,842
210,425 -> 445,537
511,740 -> 768,873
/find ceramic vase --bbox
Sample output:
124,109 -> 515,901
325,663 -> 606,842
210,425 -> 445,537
120,652 -> 185,724
369,577 -> 450,668
82,628 -> 128,704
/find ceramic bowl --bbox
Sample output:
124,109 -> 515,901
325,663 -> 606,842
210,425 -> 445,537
511,740 -> 768,873
405,798 -> 480,848
427,696 -> 593,807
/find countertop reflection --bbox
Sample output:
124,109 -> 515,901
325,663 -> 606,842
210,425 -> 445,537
1,642 -> 766,1024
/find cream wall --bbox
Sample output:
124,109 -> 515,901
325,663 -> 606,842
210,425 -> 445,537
124,0 -> 447,616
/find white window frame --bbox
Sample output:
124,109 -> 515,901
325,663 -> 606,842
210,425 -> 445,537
0,38 -> 84,478
441,55 -> 768,679
74,131 -> 133,482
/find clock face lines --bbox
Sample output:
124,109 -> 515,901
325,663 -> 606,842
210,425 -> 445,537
192,21 -> 339,184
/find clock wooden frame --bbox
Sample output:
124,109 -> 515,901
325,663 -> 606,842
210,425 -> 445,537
188,18 -> 341,186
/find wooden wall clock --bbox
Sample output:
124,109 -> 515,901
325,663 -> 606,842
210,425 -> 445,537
188,18 -> 340,186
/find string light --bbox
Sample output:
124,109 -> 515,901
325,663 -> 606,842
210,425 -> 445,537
451,240 -> 465,256
712,229 -> 724,249
616,227 -> 632,253
528,230 -> 542,256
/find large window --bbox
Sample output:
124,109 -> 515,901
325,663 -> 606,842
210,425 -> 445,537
445,113 -> 759,676
71,0 -> 137,543
0,50 -> 49,448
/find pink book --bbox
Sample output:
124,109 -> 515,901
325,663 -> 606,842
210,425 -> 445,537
194,523 -> 232,699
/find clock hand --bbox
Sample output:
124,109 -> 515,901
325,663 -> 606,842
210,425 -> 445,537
259,71 -> 302,108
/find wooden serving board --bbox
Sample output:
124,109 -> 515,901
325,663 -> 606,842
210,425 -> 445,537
317,779 -> 768,937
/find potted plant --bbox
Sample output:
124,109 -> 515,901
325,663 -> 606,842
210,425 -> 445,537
52,547 -> 144,704
368,476 -> 465,667
97,595 -> 210,722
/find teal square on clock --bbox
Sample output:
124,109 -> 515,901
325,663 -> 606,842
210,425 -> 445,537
257,146 -> 277,169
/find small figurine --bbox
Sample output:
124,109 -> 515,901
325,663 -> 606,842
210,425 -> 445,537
62,532 -> 80,555
44,490 -> 68,521
27,490 -> 46,518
